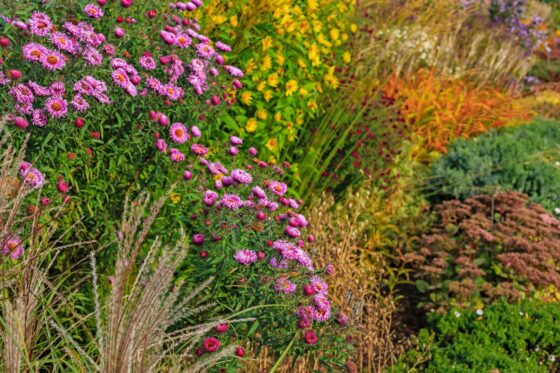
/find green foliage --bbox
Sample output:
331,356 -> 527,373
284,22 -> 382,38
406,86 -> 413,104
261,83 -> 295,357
392,300 -> 560,373
427,118 -> 560,212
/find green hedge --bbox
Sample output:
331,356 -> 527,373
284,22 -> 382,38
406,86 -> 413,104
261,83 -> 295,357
426,118 -> 560,212
392,300 -> 560,372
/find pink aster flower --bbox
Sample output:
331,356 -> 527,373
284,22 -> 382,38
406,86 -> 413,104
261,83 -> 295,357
169,122 -> 189,144
32,109 -> 47,127
72,95 -> 90,112
215,41 -> 232,52
231,169 -> 253,184
252,186 -> 267,199
84,47 -> 103,66
49,81 -> 66,96
221,193 -> 243,209
203,190 -> 219,206
84,4 -> 104,18
50,32 -> 78,54
313,306 -> 331,322
176,33 -> 192,48
23,43 -> 47,62
40,49 -> 66,70
269,181 -> 288,196
234,249 -> 258,265
139,55 -> 156,70
169,148 -> 185,162
28,81 -> 51,96
191,126 -> 202,137
155,139 -> 168,152
274,277 -> 296,294
191,143 -> 208,156
23,168 -> 45,188
9,84 -> 34,103
45,96 -> 68,118
203,337 -> 220,353
163,84 -> 184,100
285,225 -> 301,238
314,294 -> 330,312
196,43 -> 215,59
224,65 -> 244,78
112,68 -> 130,89
230,136 -> 243,145
2,237 -> 24,260
297,305 -> 315,321
310,276 -> 328,295
29,12 -> 53,36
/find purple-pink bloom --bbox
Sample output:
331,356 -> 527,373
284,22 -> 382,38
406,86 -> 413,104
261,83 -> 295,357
234,249 -> 258,265
274,277 -> 297,294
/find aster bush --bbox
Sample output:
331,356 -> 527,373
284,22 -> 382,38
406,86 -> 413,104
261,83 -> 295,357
0,0 -> 349,370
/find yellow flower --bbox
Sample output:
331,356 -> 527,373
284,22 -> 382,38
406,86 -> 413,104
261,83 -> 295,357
297,58 -> 307,68
170,192 -> 181,204
245,118 -> 257,132
267,73 -> 279,87
296,116 -> 304,125
350,23 -> 357,33
266,138 -> 278,151
262,36 -> 273,51
308,43 -> 321,66
313,20 -> 322,33
260,55 -> 272,71
318,33 -> 332,47
240,91 -> 253,105
230,15 -> 238,27
330,28 -> 340,41
211,15 -> 227,25
257,108 -> 268,120
343,51 -> 351,63
299,88 -> 309,96
245,59 -> 256,74
274,112 -> 282,122
308,0 -> 318,11
257,81 -> 266,92
263,90 -> 273,102
276,51 -> 285,66
307,100 -> 318,112
288,133 -> 295,142
285,80 -> 298,96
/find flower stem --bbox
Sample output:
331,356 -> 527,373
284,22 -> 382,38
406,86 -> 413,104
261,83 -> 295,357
270,334 -> 296,373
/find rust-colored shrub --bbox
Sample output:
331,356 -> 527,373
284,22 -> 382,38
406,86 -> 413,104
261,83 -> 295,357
381,70 -> 532,157
405,191 -> 560,310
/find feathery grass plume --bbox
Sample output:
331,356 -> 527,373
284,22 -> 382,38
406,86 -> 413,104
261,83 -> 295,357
0,117 -> 92,372
53,191 -> 251,372
353,0 -> 535,87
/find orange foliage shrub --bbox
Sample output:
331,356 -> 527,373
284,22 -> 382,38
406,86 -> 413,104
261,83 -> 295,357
381,70 -> 532,155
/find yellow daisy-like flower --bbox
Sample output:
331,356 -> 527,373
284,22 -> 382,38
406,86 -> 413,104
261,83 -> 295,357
241,91 -> 253,105
266,138 -> 278,151
262,36 -> 273,51
299,88 -> 309,96
267,73 -> 279,87
170,192 -> 181,204
230,15 -> 238,27
257,81 -> 266,92
261,55 -> 272,71
313,20 -> 322,33
245,118 -> 258,132
350,23 -> 357,33
276,51 -> 285,66
296,116 -> 304,125
307,100 -> 318,112
308,0 -> 318,11
211,15 -> 227,25
308,43 -> 321,66
257,108 -> 268,120
285,80 -> 298,96
297,58 -> 307,68
330,28 -> 340,41
343,51 -> 351,63
274,112 -> 282,122
263,90 -> 273,102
